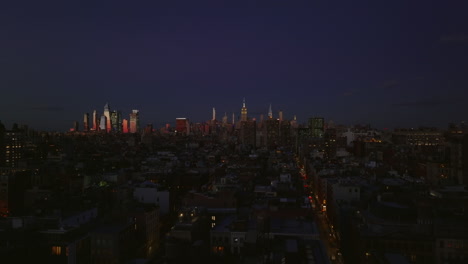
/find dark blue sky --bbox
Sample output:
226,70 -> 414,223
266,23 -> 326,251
1,0 -> 468,131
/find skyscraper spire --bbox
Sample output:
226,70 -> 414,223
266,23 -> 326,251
268,103 -> 273,119
241,98 -> 248,121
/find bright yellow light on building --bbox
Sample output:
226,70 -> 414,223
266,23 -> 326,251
51,246 -> 61,255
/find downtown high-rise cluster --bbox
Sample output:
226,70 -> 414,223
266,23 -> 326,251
76,103 -> 140,133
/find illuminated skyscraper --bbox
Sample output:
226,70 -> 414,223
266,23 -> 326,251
176,118 -> 190,135
278,110 -> 283,122
110,111 -> 122,132
122,119 -> 129,133
83,113 -> 89,131
129,110 -> 140,133
104,103 -> 111,133
100,115 -> 107,131
212,107 -> 216,121
241,98 -> 248,122
3,125 -> 24,168
268,104 -> 273,119
92,110 -> 99,131
309,117 -> 325,138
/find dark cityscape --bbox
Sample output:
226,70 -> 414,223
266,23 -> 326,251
1,1 -> 468,264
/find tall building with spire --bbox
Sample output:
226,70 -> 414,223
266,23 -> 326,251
104,103 -> 112,133
241,98 -> 248,122
291,115 -> 298,128
268,104 -> 273,119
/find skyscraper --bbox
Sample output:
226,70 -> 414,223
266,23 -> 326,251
83,113 -> 89,131
92,110 -> 99,131
309,117 -> 325,138
104,103 -> 112,133
3,126 -> 24,168
122,119 -> 129,133
100,115 -> 107,131
129,110 -> 140,133
241,98 -> 248,122
110,111 -> 122,132
212,107 -> 216,121
268,104 -> 273,119
175,118 -> 190,135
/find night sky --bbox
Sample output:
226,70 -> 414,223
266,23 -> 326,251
1,1 -> 468,131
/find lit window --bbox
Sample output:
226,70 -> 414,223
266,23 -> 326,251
51,246 -> 61,255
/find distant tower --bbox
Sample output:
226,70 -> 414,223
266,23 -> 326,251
110,111 -> 122,132
104,103 -> 112,133
122,119 -> 129,133
176,118 -> 190,135
232,113 -> 235,124
278,110 -> 283,122
3,126 -> 25,168
291,115 -> 298,128
100,115 -> 107,131
268,104 -> 273,119
129,110 -> 140,133
222,113 -> 228,125
212,108 -> 216,121
92,110 -> 99,131
241,98 -> 248,121
83,113 -> 89,131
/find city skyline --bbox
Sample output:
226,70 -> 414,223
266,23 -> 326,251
1,98 -> 467,132
1,1 -> 468,131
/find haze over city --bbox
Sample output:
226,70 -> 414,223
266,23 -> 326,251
1,1 -> 468,131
